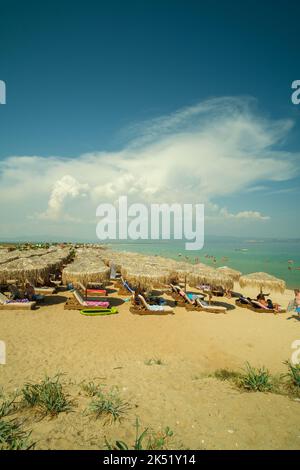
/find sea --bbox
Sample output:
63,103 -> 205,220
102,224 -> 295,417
107,237 -> 300,289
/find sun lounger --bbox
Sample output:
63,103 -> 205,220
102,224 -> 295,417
235,296 -> 253,308
77,282 -> 107,298
110,263 -> 121,280
170,284 -> 205,306
118,277 -> 135,296
195,297 -> 227,314
35,286 -> 56,295
197,285 -> 224,297
250,300 -> 285,313
236,297 -> 285,314
0,292 -> 36,310
64,289 -> 109,310
130,294 -> 174,315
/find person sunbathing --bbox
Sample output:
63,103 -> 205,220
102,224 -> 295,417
256,294 -> 269,307
294,289 -> 300,316
256,294 -> 282,312
25,283 -> 36,301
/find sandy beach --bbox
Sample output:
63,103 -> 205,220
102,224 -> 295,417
1,284 -> 300,450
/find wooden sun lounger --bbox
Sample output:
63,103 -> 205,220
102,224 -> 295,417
170,285 -> 206,308
0,293 -> 36,310
118,277 -> 135,296
77,282 -> 107,298
194,297 -> 227,314
35,286 -> 56,295
236,298 -> 285,314
64,290 -> 109,310
235,298 -> 252,309
249,300 -> 285,314
130,294 -> 174,315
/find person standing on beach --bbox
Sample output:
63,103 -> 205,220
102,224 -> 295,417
295,289 -> 300,316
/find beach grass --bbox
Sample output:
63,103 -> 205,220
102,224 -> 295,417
212,361 -> 300,396
0,393 -> 20,419
212,363 -> 276,392
21,375 -> 74,417
105,417 -> 174,450
88,387 -> 131,423
283,361 -> 300,397
238,363 -> 274,392
80,381 -> 103,397
0,418 -> 35,450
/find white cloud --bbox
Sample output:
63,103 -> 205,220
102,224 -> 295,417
220,208 -> 270,220
38,175 -> 89,221
0,96 -> 298,238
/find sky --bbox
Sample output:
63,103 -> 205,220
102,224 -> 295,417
0,0 -> 299,241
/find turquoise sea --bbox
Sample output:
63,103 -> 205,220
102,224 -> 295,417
108,237 -> 300,289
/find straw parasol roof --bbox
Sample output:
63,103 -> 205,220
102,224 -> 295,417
239,272 -> 286,294
217,266 -> 242,281
62,250 -> 110,285
0,256 -> 60,285
188,264 -> 234,290
0,247 -> 72,285
120,256 -> 175,291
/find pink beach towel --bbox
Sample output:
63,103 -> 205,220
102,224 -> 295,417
86,300 -> 109,307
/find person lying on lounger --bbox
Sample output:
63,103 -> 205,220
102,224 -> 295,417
25,283 -> 36,301
293,289 -> 300,316
25,283 -> 44,302
256,294 -> 282,312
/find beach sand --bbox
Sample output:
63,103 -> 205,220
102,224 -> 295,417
0,284 -> 300,450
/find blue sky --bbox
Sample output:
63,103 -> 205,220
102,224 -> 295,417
0,0 -> 299,240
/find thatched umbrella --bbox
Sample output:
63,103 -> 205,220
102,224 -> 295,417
62,259 -> 110,285
0,256 -> 60,285
188,265 -> 234,291
239,272 -> 285,294
121,262 -> 173,292
217,266 -> 242,281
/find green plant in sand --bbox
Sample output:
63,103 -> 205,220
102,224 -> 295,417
0,418 -> 35,450
238,362 -> 273,392
81,381 -> 103,397
21,375 -> 74,416
89,387 -> 130,423
282,361 -> 300,396
105,417 -> 174,450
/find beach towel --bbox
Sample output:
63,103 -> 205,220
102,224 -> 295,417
6,298 -> 30,304
85,300 -> 109,307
